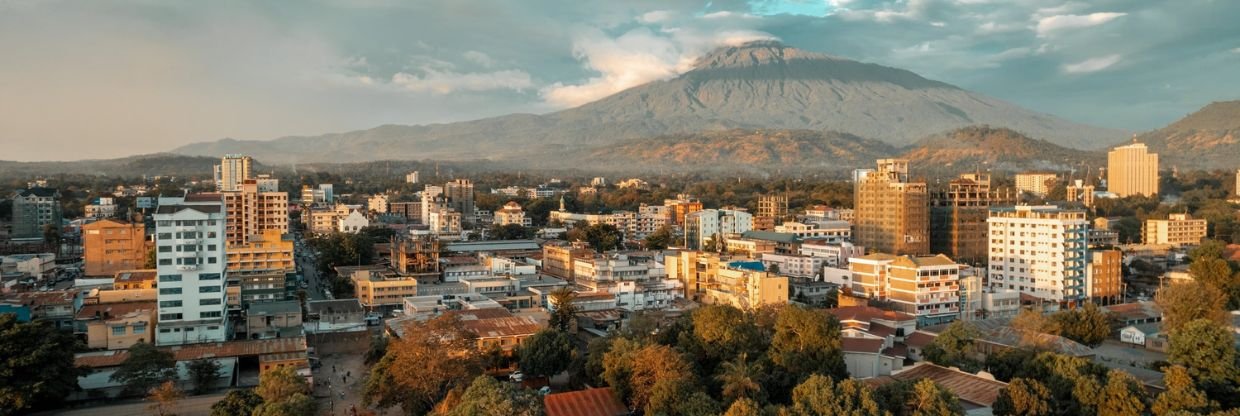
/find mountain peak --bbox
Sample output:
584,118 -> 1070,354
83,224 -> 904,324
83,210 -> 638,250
691,40 -> 837,70
1162,100 -> 1240,132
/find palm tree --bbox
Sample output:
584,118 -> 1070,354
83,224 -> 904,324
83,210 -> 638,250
548,287 -> 578,332
715,352 -> 763,403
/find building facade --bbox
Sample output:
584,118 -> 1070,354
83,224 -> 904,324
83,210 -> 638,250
886,255 -> 961,326
1014,173 -> 1058,197
685,209 -> 753,250
11,187 -> 61,240
494,201 -> 529,227
83,219 -> 149,277
153,195 -> 229,345
854,159 -> 929,255
1086,250 -> 1122,304
987,205 -> 1089,304
930,173 -> 1017,265
1107,141 -> 1159,197
1142,213 -> 1207,246
213,154 -> 252,192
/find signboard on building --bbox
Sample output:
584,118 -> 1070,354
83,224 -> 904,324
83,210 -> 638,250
136,197 -> 154,209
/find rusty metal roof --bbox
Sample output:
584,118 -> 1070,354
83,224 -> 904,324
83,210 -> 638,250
544,387 -> 628,416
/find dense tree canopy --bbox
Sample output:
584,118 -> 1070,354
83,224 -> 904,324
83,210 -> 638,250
363,315 -> 482,414
0,316 -> 85,415
439,376 -> 543,416
110,341 -> 177,395
517,329 -> 574,379
923,320 -> 981,372
994,378 -> 1052,416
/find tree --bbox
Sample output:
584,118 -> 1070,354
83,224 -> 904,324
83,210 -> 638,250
187,359 -> 222,395
1168,319 -> 1237,387
0,315 -> 85,415
110,341 -> 177,394
768,305 -> 848,384
210,389 -> 264,416
692,305 -> 765,362
909,379 -> 964,416
43,223 -> 62,246
440,376 -> 543,416
993,378 -> 1052,416
603,342 -> 697,414
490,224 -> 532,240
517,329 -> 574,379
548,287 -> 579,332
1155,280 -> 1230,332
364,335 -> 388,365
922,320 -> 981,372
1097,370 -> 1146,416
1151,366 -> 1218,416
363,315 -> 482,414
566,223 -> 623,253
144,246 -> 157,269
715,352 -> 764,404
644,225 -> 674,250
1189,239 -> 1240,308
786,375 -> 884,416
1051,303 -> 1113,347
724,397 -> 762,416
253,366 -> 316,416
147,381 -> 183,416
1009,308 -> 1059,348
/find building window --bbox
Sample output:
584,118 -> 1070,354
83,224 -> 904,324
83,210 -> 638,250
159,259 -> 172,266
159,313 -> 183,320
201,311 -> 222,319
200,273 -> 221,280
160,288 -> 182,295
160,300 -> 183,308
134,324 -> 146,334
199,286 -> 221,293
200,298 -> 222,306
112,326 -> 126,336
158,274 -> 181,282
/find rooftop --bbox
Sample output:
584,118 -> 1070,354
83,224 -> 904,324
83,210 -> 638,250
306,299 -> 364,315
868,363 -> 1008,407
445,307 -> 544,339
76,301 -> 155,320
76,337 -> 306,368
739,230 -> 800,243
114,269 -> 157,283
543,387 -> 628,416
826,305 -> 917,324
841,337 -> 885,354
444,240 -> 541,253
248,300 -> 301,316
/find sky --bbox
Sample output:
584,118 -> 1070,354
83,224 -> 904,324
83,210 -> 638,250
2,0 -> 1239,161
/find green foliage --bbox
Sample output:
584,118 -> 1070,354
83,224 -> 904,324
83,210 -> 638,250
489,223 -> 534,240
1188,240 -> 1240,309
768,305 -> 848,385
876,379 -> 964,416
1097,370 -> 1146,416
210,389 -> 264,416
994,378 -> 1052,416
0,316 -> 85,415
187,359 -> 222,395
110,341 -> 177,395
146,380 -> 183,416
692,305 -> 766,362
725,397 -> 763,416
1051,303 -> 1113,347
1155,280 -> 1230,332
364,335 -> 388,365
785,375 -> 885,416
251,393 -> 315,416
306,232 -> 377,273
548,287 -> 579,332
439,376 -> 543,416
1152,366 -> 1218,416
255,366 -> 309,404
362,315 -> 482,414
715,352 -> 765,404
1168,319 -> 1238,387
565,223 -> 623,253
603,341 -> 699,414
643,225 -> 674,250
922,321 -> 981,372
517,329 -> 575,379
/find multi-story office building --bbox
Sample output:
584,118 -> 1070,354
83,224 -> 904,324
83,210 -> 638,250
798,241 -> 864,268
755,194 -> 789,230
85,197 -> 118,219
226,229 -> 294,273
774,221 -> 851,242
83,218 -> 149,277
930,173 -> 1016,265
1142,213 -> 1207,247
420,185 -> 445,225
445,179 -> 476,224
300,184 -> 334,206
389,201 -> 423,223
886,254 -> 961,326
854,159 -> 929,255
1086,250 -> 1122,304
987,205 -> 1089,305
572,252 -> 681,312
1014,172 -> 1058,197
1107,141 -> 1159,197
213,154 -> 252,192
405,171 -> 419,184
153,195 -> 228,345
550,208 -> 668,240
368,194 -> 389,214
542,241 -> 593,280
11,187 -> 61,241
760,253 -> 824,279
685,209 -> 753,250
221,176 -> 288,246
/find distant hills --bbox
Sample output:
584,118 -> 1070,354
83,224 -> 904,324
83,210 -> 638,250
1138,100 -> 1240,169
171,41 -> 1124,166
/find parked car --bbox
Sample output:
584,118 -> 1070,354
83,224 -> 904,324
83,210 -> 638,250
509,371 -> 524,382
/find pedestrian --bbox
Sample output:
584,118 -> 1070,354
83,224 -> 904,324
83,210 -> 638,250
347,370 -> 351,378
333,364 -> 337,373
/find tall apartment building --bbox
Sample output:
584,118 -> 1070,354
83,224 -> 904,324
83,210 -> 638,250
153,195 -> 229,345
368,194 -> 390,214
494,201 -> 529,226
83,219 -> 149,276
1142,213 -> 1207,246
755,194 -> 789,231
226,229 -> 294,273
405,171 -> 420,184
1086,250 -> 1122,304
1107,141 -> 1159,197
85,197 -> 118,219
213,154 -> 253,192
854,159 -> 929,255
685,209 -> 753,250
221,176 -> 288,246
1014,172 -> 1058,197
987,205 -> 1089,304
542,241 -> 593,280
664,196 -> 703,226
445,179 -> 476,224
930,173 -> 1016,265
11,187 -> 61,240
886,254 -> 961,326
420,185 -> 445,225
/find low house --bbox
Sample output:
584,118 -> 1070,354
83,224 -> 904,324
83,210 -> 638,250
305,299 -> 366,333
246,300 -> 303,339
1119,323 -> 1167,351
842,336 -> 903,379
76,301 -> 156,350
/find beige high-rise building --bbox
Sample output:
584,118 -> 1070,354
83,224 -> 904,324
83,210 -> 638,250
756,194 -> 789,231
1014,172 -> 1058,197
1107,141 -> 1159,197
213,154 -> 253,192
855,159 -> 929,255
1142,213 -> 1207,247
221,176 -> 289,247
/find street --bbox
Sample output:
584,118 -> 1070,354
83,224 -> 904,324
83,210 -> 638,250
296,233 -> 329,301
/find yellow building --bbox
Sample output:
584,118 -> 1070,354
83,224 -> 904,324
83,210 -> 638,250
82,219 -> 150,277
1014,172 -> 1058,197
351,270 -> 420,308
855,159 -> 929,255
665,251 -> 788,310
1142,213 -> 1207,247
1107,141 -> 1159,197
227,229 -> 295,273
78,301 -> 156,350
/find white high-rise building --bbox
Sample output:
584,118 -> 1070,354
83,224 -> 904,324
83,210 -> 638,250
154,195 -> 229,346
213,154 -> 253,192
685,209 -> 753,250
987,205 -> 1089,304
406,171 -> 420,184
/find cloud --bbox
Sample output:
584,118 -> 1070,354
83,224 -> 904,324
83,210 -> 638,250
1061,54 -> 1121,74
638,10 -> 673,23
1036,12 -> 1126,37
540,26 -> 777,108
390,68 -> 533,94
462,50 -> 495,67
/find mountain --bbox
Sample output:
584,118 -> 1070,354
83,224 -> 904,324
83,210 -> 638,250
1138,101 -> 1240,169
0,153 -> 221,178
173,41 -> 1123,165
559,129 -> 897,173
900,126 -> 1103,172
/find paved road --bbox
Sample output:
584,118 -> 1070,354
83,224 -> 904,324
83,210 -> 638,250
49,392 -> 228,416
296,234 -> 328,301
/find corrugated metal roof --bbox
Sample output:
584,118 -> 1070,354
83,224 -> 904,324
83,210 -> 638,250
889,363 -> 1008,407
544,387 -> 628,416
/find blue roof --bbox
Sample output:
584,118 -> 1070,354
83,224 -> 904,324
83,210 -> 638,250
0,305 -> 32,322
728,261 -> 766,272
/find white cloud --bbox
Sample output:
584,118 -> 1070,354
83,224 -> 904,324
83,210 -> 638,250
1232,47 -> 1240,54
462,50 -> 495,67
540,27 -> 778,108
638,10 -> 673,23
701,11 -> 758,20
1036,12 -> 1126,37
391,68 -> 532,94
1061,54 -> 1121,74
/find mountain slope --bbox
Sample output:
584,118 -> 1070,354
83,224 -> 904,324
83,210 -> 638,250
1138,101 -> 1240,169
173,41 -> 1123,164
900,126 -> 1103,171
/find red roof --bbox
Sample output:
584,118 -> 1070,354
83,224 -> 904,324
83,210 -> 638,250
841,337 -> 885,354
905,330 -> 937,349
76,337 -> 306,368
826,306 -> 917,324
544,387 -> 628,416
